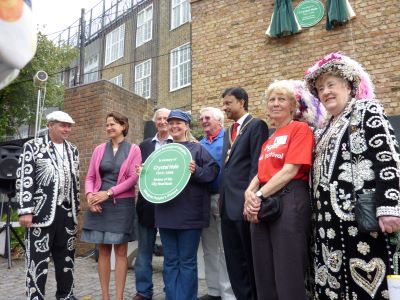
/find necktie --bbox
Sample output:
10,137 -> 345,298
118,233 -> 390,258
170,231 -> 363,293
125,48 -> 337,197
231,122 -> 239,141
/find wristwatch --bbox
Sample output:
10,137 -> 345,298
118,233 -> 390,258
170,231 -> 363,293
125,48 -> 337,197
256,190 -> 263,198
106,190 -> 112,197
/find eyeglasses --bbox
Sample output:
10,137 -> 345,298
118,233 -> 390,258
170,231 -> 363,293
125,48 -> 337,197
199,116 -> 211,121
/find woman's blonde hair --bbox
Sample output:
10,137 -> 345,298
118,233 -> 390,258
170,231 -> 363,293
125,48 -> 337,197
185,127 -> 197,142
265,80 -> 298,117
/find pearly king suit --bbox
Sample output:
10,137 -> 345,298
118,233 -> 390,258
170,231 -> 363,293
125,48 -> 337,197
16,134 -> 80,300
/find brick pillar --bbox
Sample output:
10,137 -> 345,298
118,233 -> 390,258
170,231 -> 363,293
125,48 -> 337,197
64,80 -> 154,255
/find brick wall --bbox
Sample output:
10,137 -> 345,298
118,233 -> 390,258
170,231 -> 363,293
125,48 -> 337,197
64,80 -> 153,254
190,0 -> 400,122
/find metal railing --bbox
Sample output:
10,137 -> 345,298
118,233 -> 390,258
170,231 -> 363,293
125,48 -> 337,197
50,0 -> 146,47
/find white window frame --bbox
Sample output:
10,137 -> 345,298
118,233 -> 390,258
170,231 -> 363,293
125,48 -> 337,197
109,74 -> 123,87
136,4 -> 153,47
171,0 -> 191,30
135,59 -> 152,99
84,54 -> 99,83
170,43 -> 191,91
105,24 -> 125,66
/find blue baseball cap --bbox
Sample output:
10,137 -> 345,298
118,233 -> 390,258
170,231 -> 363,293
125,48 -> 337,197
167,109 -> 191,124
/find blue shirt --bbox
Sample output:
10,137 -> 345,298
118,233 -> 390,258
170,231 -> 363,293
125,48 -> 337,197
152,134 -> 173,150
200,128 -> 224,193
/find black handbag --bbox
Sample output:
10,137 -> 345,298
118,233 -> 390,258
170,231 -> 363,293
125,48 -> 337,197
354,192 -> 378,232
347,118 -> 379,233
257,188 -> 289,222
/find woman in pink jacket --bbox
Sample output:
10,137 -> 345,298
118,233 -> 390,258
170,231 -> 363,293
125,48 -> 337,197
81,111 -> 141,300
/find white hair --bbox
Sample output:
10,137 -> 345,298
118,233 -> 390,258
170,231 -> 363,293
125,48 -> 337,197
199,107 -> 224,126
152,108 -> 171,122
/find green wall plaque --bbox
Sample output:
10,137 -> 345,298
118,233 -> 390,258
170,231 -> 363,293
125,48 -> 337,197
294,0 -> 324,28
139,143 -> 192,204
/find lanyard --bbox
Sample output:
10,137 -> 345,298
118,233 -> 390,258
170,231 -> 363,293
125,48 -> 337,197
228,117 -> 253,147
225,117 -> 254,163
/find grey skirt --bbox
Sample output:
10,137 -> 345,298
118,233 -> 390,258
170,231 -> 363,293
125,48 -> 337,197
81,229 -> 135,244
81,197 -> 136,244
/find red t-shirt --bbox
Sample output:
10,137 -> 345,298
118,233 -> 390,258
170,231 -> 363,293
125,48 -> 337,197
258,121 -> 314,184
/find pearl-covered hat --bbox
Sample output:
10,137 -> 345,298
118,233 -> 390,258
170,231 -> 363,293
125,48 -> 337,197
304,52 -> 375,100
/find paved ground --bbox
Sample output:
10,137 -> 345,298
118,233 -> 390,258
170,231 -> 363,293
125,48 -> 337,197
0,253 -> 208,300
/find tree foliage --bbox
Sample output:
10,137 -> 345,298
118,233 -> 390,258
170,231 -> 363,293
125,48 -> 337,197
0,32 -> 78,140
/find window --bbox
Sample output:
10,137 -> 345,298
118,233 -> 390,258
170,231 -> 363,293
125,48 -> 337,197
69,68 -> 76,87
136,5 -> 153,47
135,59 -> 151,98
171,0 -> 191,30
170,43 -> 191,91
105,24 -> 125,66
109,74 -> 123,86
84,54 -> 99,83
57,71 -> 64,84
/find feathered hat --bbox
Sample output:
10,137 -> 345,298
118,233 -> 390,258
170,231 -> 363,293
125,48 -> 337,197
266,80 -> 327,128
304,52 -> 375,100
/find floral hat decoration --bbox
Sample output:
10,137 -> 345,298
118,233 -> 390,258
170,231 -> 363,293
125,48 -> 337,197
291,80 -> 327,128
304,52 -> 375,100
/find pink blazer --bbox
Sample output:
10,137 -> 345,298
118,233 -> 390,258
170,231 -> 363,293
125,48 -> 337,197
85,142 -> 142,201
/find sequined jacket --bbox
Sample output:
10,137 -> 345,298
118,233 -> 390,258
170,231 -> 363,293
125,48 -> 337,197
16,134 -> 80,227
312,99 -> 400,299
313,98 -> 400,218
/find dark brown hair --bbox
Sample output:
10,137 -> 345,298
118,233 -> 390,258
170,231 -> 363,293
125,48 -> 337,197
106,111 -> 129,136
221,87 -> 249,111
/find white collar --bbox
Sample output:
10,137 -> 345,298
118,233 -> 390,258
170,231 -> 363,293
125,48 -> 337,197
236,113 -> 249,126
152,133 -> 173,143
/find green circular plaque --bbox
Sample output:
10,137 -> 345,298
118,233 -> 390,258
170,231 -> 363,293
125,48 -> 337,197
294,0 -> 324,28
139,143 -> 192,204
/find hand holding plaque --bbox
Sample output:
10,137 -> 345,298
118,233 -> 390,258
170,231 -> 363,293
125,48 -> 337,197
138,143 -> 192,204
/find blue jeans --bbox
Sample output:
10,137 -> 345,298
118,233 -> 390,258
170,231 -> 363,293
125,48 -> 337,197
134,223 -> 157,298
159,228 -> 202,300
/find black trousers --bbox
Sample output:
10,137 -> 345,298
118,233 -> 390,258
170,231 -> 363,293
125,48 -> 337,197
251,180 -> 311,300
25,205 -> 77,300
221,218 -> 257,300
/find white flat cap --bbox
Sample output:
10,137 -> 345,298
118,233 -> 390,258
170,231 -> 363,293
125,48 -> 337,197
46,111 -> 75,124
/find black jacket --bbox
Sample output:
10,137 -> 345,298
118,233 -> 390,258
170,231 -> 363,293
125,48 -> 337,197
220,115 -> 269,221
154,142 -> 219,229
136,137 -> 158,228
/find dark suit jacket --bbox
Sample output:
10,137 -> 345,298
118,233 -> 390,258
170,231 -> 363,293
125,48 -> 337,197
220,114 -> 269,221
136,137 -> 157,228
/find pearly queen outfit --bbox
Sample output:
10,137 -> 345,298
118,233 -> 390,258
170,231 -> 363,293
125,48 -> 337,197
312,98 -> 400,300
16,134 -> 80,300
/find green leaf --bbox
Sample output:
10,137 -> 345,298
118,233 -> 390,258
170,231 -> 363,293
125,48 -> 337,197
0,32 -> 79,140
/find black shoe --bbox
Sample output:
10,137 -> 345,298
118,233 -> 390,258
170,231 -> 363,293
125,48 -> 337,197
133,293 -> 151,300
198,295 -> 222,300
60,296 -> 78,300
153,243 -> 163,256
56,295 -> 78,300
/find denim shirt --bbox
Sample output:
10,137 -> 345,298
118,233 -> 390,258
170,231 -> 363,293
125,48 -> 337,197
200,128 -> 224,194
